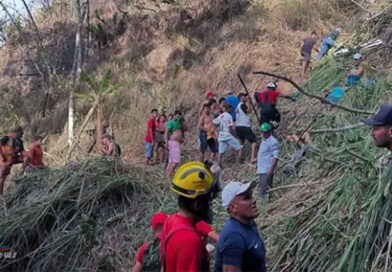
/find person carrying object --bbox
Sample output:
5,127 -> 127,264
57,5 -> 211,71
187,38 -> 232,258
257,82 -> 296,127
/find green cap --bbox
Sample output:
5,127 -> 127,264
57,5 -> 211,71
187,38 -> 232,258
260,123 -> 272,132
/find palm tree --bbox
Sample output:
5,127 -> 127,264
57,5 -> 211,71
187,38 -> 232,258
67,69 -> 119,159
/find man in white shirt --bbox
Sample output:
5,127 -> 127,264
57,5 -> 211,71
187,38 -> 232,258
257,123 -> 280,197
213,103 -> 242,167
235,93 -> 258,163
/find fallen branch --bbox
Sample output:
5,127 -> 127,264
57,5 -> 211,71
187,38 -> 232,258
267,181 -> 324,193
253,71 -> 375,115
350,0 -> 371,14
345,148 -> 373,164
310,122 -> 366,134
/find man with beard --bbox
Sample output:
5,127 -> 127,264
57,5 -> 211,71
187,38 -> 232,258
215,180 -> 266,272
362,104 -> 392,163
362,104 -> 392,197
160,161 -> 220,272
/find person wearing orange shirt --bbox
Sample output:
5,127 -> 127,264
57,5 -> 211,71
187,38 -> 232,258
21,135 -> 45,174
0,136 -> 14,196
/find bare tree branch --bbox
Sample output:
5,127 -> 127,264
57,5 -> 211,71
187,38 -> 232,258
21,0 -> 42,41
253,70 -> 375,115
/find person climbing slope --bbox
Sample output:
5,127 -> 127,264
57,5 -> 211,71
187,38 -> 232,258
300,30 -> 319,78
257,82 -> 296,127
316,28 -> 341,60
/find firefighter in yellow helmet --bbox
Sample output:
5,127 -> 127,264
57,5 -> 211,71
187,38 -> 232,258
161,161 -> 220,272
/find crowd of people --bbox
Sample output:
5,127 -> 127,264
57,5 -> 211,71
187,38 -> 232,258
131,161 -> 267,272
144,84 -> 289,199
133,102 -> 392,272
0,126 -> 45,196
133,27 -> 392,271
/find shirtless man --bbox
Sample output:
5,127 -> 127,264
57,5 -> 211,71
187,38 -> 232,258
198,90 -> 215,116
101,134 -> 120,157
198,104 -> 218,162
165,110 -> 187,177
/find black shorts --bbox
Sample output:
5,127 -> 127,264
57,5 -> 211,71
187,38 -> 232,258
301,51 -> 311,62
199,131 -> 218,153
235,126 -> 257,144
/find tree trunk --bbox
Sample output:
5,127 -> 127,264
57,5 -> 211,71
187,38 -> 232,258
69,0 -> 84,146
83,0 -> 90,67
68,91 -> 74,146
66,102 -> 97,160
96,103 -> 103,150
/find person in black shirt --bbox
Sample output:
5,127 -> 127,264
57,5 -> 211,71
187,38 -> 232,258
9,126 -> 26,164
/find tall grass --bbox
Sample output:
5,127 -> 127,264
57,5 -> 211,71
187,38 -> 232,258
0,158 -> 177,271
267,55 -> 392,271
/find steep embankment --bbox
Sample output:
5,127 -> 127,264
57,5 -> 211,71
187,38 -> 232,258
1,0 -> 392,271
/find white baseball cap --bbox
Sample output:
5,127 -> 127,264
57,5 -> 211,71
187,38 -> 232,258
222,180 -> 255,209
353,53 -> 363,60
267,82 -> 276,89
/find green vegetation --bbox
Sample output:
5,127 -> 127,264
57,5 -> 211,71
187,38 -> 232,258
0,158 -> 176,271
266,55 -> 392,271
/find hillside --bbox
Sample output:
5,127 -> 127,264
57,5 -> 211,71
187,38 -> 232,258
1,0 -> 392,271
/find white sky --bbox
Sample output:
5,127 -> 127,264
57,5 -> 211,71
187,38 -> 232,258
0,0 -> 42,22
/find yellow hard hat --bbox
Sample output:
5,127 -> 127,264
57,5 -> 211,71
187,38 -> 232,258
172,161 -> 214,199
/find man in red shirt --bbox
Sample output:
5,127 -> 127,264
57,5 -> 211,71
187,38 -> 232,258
257,82 -> 296,126
21,135 -> 45,174
131,212 -> 219,272
145,109 -> 158,165
160,161 -> 220,272
131,212 -> 168,272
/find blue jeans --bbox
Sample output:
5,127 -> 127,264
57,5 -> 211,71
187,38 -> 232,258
145,142 -> 153,159
317,37 -> 334,60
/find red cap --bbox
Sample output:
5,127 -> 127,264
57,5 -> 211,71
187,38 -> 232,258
151,212 -> 168,230
205,90 -> 214,98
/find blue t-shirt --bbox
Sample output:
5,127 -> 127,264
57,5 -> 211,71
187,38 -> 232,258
214,218 -> 266,272
326,86 -> 345,104
225,95 -> 240,121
